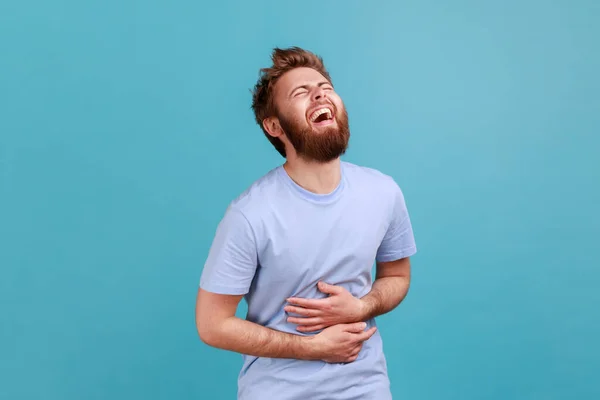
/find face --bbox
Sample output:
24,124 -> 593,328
269,67 -> 350,162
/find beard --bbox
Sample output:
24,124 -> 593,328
277,103 -> 350,163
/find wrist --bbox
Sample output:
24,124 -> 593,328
358,297 -> 374,321
300,335 -> 322,361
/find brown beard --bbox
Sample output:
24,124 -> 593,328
277,104 -> 350,163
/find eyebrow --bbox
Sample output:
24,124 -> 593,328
289,81 -> 332,97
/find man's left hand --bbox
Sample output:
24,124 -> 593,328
284,282 -> 366,333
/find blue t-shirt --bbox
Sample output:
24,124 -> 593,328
200,161 -> 417,400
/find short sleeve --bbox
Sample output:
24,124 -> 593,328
376,181 -> 417,263
199,206 -> 258,295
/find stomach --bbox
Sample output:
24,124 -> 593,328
237,327 -> 389,399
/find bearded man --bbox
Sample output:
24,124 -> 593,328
196,46 -> 417,400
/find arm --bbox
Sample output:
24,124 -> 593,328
195,288 -> 317,360
361,178 -> 416,320
196,288 -> 377,363
196,206 -> 313,358
359,257 -> 411,320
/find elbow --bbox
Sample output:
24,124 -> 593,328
196,318 -> 217,346
199,332 -> 217,347
196,313 -> 225,348
195,288 -> 239,348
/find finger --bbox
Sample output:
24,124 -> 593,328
296,324 -> 326,332
346,354 -> 359,363
357,326 -> 378,341
287,316 -> 322,325
286,297 -> 326,309
351,345 -> 362,356
284,305 -> 321,317
345,322 -> 367,333
317,281 -> 343,295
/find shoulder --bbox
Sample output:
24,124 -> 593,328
342,161 -> 402,194
225,166 -> 283,218
211,167 -> 283,243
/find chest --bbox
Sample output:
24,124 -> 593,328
255,197 -> 391,286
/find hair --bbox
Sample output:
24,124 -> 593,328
251,47 -> 332,157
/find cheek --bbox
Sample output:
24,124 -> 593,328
329,94 -> 344,111
289,101 -> 309,122
279,104 -> 307,127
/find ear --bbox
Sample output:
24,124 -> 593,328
262,116 -> 284,139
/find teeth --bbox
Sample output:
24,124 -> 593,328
310,107 -> 332,122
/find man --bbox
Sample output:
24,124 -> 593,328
196,47 -> 417,399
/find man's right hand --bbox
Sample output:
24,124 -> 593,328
310,322 -> 377,363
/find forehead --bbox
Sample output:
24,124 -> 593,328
274,67 -> 329,96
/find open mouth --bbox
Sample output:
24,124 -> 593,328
309,107 -> 335,125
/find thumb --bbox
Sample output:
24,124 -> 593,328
345,322 -> 367,333
318,281 -> 342,295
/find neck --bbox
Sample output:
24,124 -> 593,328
283,157 -> 342,195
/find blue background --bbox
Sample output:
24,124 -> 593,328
2,1 -> 599,399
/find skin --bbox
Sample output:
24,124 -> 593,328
195,67 -> 411,363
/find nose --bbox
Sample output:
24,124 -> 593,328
312,86 -> 327,101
